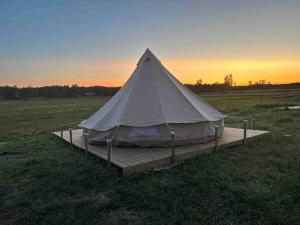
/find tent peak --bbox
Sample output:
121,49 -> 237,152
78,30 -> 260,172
138,48 -> 161,65
144,48 -> 152,53
143,48 -> 154,57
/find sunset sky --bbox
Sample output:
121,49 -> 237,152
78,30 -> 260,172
1,0 -> 299,87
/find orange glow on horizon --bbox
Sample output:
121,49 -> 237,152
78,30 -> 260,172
1,58 -> 299,87
164,58 -> 300,86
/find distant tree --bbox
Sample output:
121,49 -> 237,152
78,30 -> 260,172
224,74 -> 233,87
1,86 -> 18,99
259,79 -> 266,85
196,78 -> 203,86
19,87 -> 32,99
248,80 -> 253,86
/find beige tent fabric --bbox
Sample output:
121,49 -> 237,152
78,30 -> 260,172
86,120 -> 224,147
79,49 -> 225,132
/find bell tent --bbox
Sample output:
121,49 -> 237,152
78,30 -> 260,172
79,49 -> 225,147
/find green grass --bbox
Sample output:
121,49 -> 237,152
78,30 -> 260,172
0,90 -> 300,225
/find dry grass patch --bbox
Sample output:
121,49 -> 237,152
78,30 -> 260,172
107,208 -> 144,224
71,192 -> 110,204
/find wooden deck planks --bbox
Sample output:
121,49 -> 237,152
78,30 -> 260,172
53,127 -> 270,175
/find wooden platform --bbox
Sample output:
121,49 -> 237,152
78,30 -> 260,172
53,128 -> 269,175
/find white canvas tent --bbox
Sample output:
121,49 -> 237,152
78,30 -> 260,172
79,49 -> 226,147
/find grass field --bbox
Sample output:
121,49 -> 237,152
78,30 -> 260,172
0,90 -> 300,225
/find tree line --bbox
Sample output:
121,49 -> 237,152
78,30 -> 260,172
0,85 -> 120,100
186,74 -> 300,93
1,75 -> 299,100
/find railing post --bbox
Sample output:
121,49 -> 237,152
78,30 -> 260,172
243,120 -> 248,144
69,128 -> 73,146
84,130 -> 88,156
107,138 -> 112,168
60,128 -> 63,139
170,128 -> 175,164
214,124 -> 219,151
252,117 -> 255,130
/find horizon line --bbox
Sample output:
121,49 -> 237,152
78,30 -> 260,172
1,82 -> 300,89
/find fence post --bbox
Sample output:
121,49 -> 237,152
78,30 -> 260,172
84,130 -> 88,156
170,128 -> 175,164
243,120 -> 248,144
60,128 -> 63,139
214,124 -> 219,151
69,128 -> 73,146
107,138 -> 112,168
252,117 -> 256,130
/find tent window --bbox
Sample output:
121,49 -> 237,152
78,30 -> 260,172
129,127 -> 159,137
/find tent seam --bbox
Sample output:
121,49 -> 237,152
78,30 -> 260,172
117,61 -> 144,126
159,63 -> 225,121
152,56 -> 215,122
152,66 -> 167,123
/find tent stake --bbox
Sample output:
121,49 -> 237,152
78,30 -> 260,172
243,120 -> 248,144
69,128 -> 73,146
214,124 -> 219,151
107,139 -> 112,167
170,128 -> 175,164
